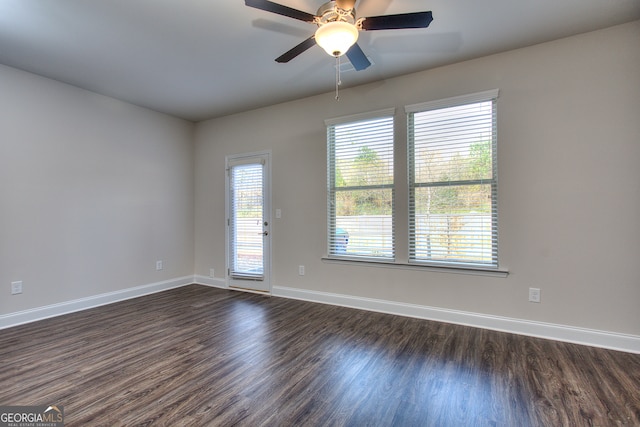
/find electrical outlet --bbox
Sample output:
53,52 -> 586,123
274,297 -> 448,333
11,281 -> 23,295
298,265 -> 305,276
529,287 -> 541,303
156,260 -> 163,271
209,268 -> 215,278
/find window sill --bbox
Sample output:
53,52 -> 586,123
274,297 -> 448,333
321,257 -> 509,278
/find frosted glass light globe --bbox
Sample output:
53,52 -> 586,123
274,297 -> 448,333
315,21 -> 359,57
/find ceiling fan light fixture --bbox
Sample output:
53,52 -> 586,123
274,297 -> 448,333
315,21 -> 358,57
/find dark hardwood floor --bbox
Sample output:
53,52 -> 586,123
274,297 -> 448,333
1,285 -> 639,426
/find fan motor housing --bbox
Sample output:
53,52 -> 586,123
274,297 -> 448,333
316,1 -> 356,25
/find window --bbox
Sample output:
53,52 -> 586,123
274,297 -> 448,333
227,157 -> 266,279
326,109 -> 395,260
407,90 -> 499,267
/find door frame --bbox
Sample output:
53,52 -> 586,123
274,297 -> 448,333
225,150 -> 272,294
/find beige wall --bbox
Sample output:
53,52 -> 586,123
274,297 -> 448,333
194,21 -> 640,336
0,65 -> 195,315
1,21 -> 637,339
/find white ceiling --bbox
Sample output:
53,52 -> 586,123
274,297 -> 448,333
1,0 -> 639,122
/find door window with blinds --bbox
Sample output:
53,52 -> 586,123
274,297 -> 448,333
406,90 -> 499,267
228,158 -> 267,280
326,108 -> 395,260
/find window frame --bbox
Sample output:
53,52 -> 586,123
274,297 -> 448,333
325,108 -> 396,262
406,89 -> 500,269
323,91 -> 506,277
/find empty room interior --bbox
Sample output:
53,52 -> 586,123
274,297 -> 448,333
1,1 -> 640,425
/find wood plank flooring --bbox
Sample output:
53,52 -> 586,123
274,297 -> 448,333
1,285 -> 639,426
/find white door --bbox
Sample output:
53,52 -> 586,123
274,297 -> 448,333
226,152 -> 271,293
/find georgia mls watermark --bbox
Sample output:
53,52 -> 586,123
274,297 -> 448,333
0,405 -> 64,427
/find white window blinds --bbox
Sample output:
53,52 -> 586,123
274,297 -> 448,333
228,161 -> 264,279
327,110 -> 395,260
407,90 -> 498,267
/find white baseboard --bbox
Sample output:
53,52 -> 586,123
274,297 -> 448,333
0,276 -> 194,330
193,275 -> 228,289
193,276 -> 275,296
272,285 -> 640,354
3,277 -> 637,354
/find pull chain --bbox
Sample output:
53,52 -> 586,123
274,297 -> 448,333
335,54 -> 342,101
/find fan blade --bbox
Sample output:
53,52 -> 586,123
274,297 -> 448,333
361,11 -> 433,31
346,43 -> 371,71
275,36 -> 316,63
245,0 -> 316,23
336,0 -> 357,10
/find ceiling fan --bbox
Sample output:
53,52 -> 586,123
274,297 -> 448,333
245,0 -> 434,71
